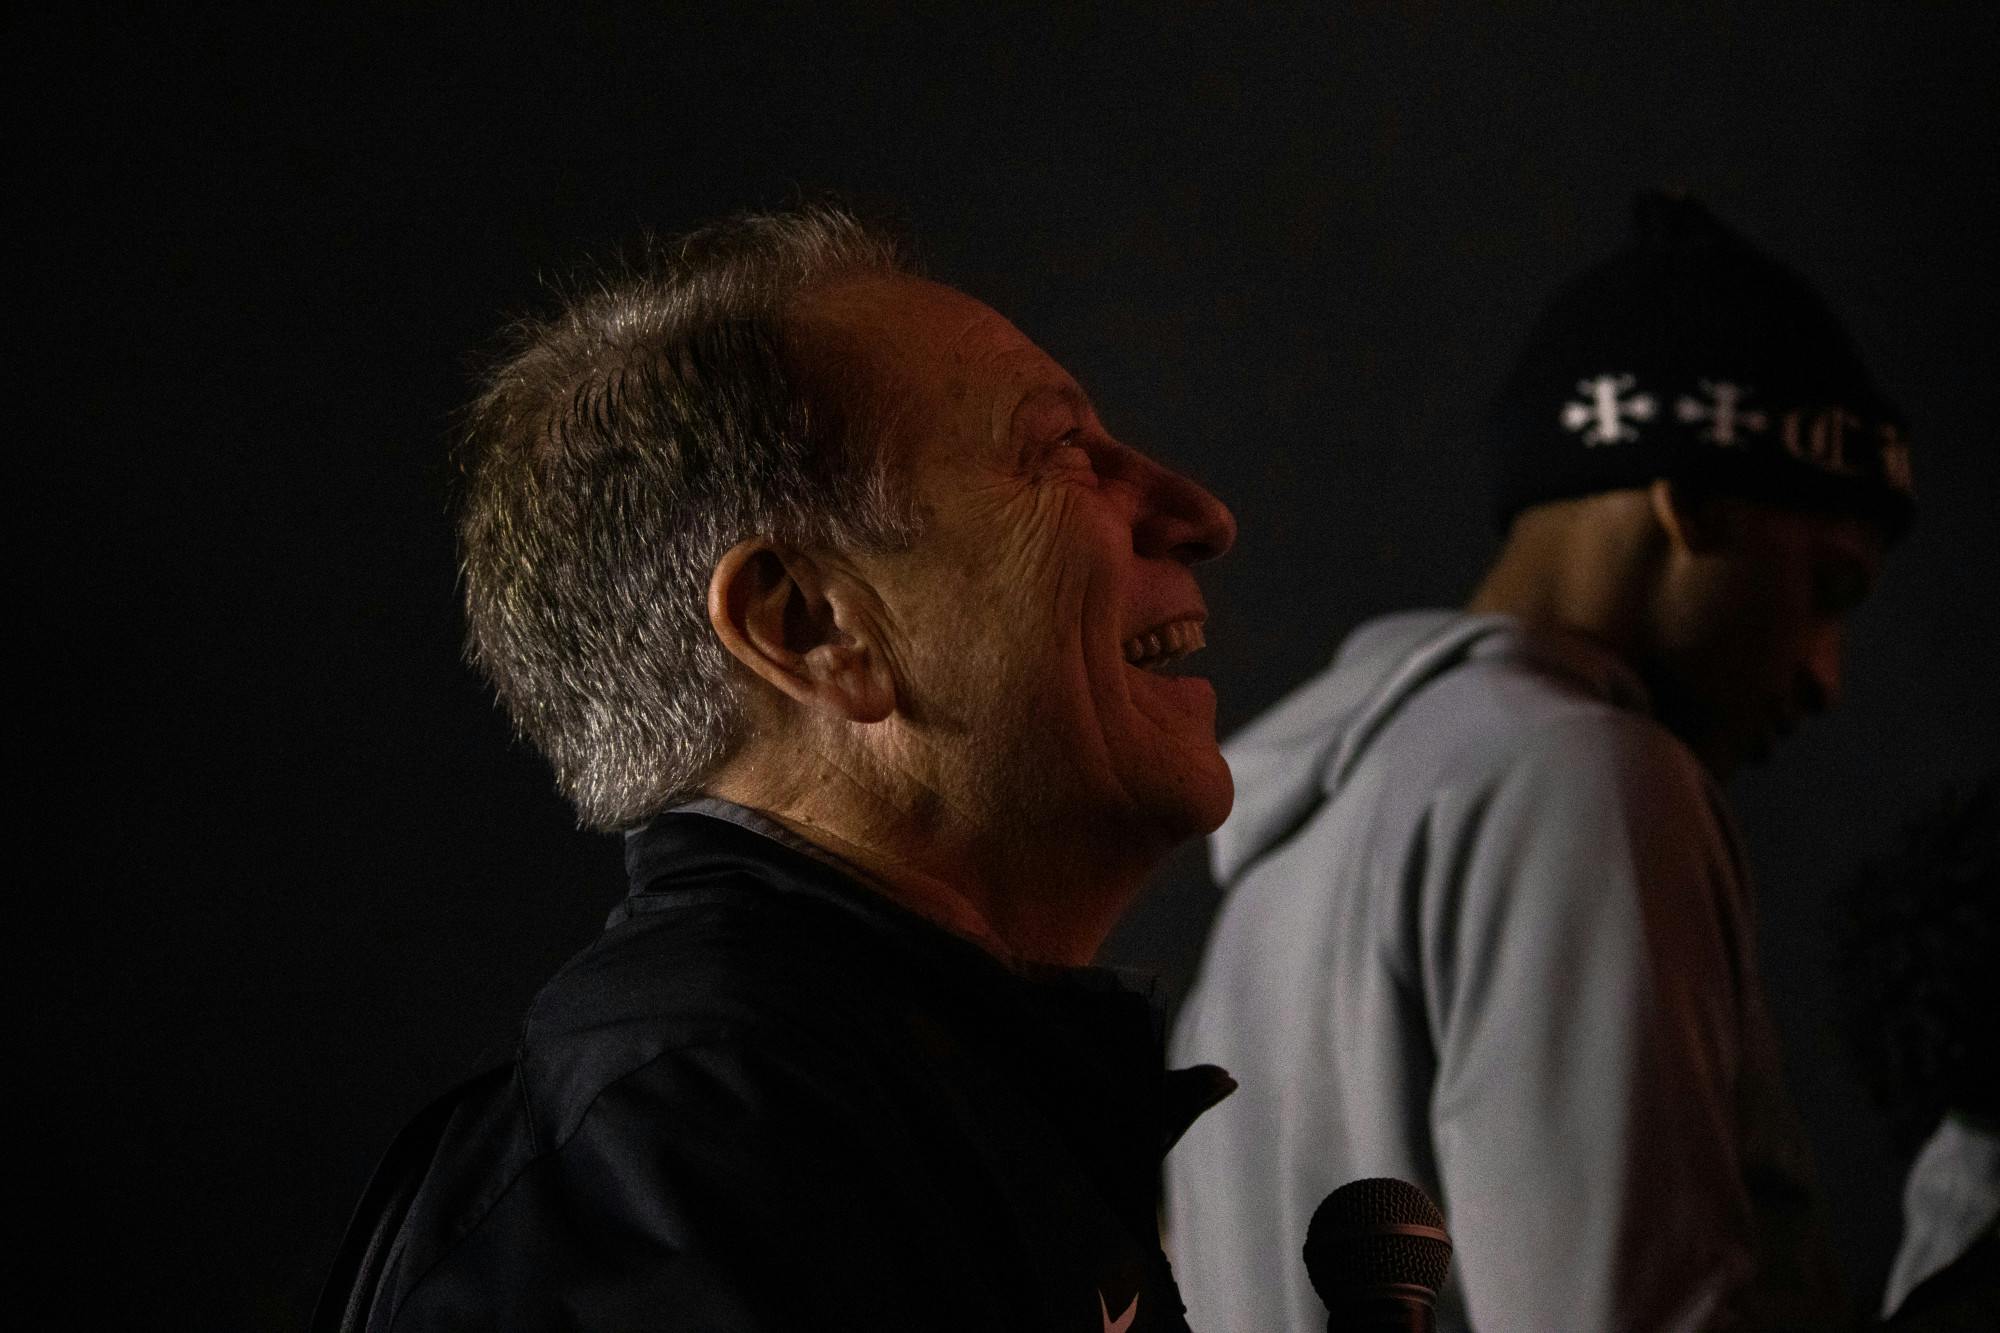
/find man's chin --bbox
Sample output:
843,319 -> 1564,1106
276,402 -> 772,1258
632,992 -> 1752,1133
1085,691 -> 1232,843
1149,747 -> 1234,841
1196,758 -> 1235,833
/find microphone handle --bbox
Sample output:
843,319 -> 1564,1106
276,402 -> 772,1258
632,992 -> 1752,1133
1324,1283 -> 1435,1332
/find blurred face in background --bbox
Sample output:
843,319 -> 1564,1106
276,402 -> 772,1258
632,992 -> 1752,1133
1645,496 -> 1884,778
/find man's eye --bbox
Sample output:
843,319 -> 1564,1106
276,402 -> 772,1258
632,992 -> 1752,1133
1814,565 -> 1868,614
1052,435 -> 1095,468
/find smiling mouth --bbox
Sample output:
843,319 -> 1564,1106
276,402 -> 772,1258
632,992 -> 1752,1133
1123,618 -> 1206,674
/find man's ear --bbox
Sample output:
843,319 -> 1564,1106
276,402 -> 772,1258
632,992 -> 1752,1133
707,539 -> 897,725
1648,477 -> 1736,555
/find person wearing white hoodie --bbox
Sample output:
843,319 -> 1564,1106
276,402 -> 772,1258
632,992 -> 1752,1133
1165,195 -> 1914,1332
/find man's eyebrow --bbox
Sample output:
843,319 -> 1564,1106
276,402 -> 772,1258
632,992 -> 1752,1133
1030,381 -> 1095,424
1010,382 -> 1094,440
1006,383 -> 1095,469
1056,382 -> 1094,414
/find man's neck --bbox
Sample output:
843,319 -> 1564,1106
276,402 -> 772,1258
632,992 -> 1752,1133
702,750 -> 1133,967
1466,494 -> 1661,667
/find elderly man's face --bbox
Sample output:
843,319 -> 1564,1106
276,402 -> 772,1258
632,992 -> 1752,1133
807,276 -> 1237,849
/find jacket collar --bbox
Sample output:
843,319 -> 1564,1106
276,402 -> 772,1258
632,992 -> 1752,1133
620,798 -> 1234,1153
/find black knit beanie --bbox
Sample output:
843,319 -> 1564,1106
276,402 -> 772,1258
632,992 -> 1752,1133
1490,192 -> 1914,538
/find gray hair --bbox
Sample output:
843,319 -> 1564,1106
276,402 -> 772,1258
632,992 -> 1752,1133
457,203 -> 923,830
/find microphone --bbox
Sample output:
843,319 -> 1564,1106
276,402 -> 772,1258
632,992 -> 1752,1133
1303,1177 -> 1454,1332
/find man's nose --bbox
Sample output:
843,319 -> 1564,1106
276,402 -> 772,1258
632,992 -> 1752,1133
1797,624 -> 1845,716
1134,459 -> 1237,565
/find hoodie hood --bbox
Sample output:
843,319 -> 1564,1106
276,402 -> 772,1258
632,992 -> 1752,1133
1211,610 -> 1650,887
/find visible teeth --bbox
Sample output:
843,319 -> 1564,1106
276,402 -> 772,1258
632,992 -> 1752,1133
1122,619 -> 1205,669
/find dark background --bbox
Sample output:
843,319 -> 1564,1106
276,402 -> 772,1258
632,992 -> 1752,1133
25,4 -> 1997,1326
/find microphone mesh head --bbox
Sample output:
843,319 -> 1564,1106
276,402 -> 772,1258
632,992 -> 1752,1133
1303,1177 -> 1453,1297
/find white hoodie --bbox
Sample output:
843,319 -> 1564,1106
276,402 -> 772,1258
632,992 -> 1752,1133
1166,611 -> 1839,1331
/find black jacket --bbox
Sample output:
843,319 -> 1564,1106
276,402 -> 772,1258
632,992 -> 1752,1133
318,803 -> 1232,1331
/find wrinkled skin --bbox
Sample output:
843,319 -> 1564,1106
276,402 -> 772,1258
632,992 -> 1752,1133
784,275 -> 1237,955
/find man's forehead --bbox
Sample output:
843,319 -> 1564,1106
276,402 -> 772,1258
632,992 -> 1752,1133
804,274 -> 1068,392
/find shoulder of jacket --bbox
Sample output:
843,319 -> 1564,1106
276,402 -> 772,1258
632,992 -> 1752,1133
1493,705 -> 1714,812
515,890 -> 912,1140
